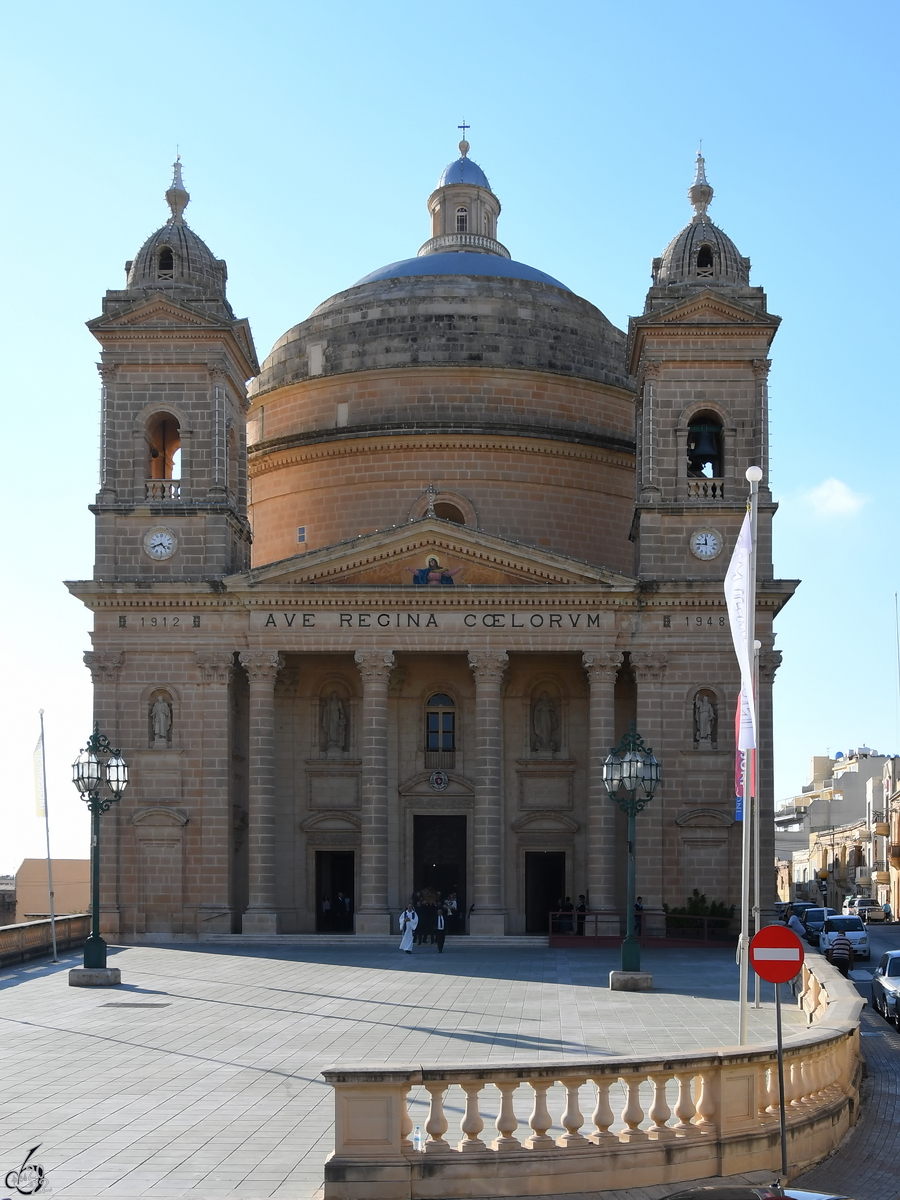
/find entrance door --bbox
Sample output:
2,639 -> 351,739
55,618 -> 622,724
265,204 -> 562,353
413,815 -> 466,933
315,851 -> 355,933
525,851 -> 566,934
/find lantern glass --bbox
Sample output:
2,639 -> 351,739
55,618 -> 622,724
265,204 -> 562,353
621,750 -> 642,792
72,750 -> 101,794
105,754 -> 129,796
602,752 -> 622,796
641,753 -> 660,798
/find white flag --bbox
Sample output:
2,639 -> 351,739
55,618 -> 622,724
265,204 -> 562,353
724,512 -> 757,750
33,733 -> 46,817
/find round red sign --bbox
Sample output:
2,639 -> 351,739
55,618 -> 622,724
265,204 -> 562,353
749,924 -> 805,983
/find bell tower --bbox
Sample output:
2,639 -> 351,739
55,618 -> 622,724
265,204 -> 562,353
627,154 -> 780,581
88,160 -> 258,582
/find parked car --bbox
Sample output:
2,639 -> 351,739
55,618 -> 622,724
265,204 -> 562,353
854,898 -> 886,923
871,949 -> 900,1027
841,896 -> 859,915
801,907 -> 837,946
819,915 -> 869,960
662,1185 -> 852,1198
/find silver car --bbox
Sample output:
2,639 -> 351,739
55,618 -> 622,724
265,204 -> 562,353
871,949 -> 900,1027
819,915 -> 869,961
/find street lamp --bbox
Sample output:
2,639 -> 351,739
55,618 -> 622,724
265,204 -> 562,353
603,722 -> 660,972
71,723 -> 128,970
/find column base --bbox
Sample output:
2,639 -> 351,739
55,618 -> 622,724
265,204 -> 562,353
355,912 -> 392,936
469,912 -> 506,936
242,910 -> 278,934
609,970 -> 653,992
69,968 -> 121,987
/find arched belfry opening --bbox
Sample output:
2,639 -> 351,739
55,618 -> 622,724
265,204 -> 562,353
157,246 -> 174,279
696,244 -> 714,275
686,411 -> 723,479
148,413 -> 182,480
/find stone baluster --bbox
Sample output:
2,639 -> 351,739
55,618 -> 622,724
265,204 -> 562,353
526,1078 -> 555,1149
467,650 -> 508,936
492,1081 -> 520,1150
557,1076 -> 588,1148
458,1082 -> 486,1152
400,1086 -> 415,1157
582,651 -> 623,922
424,1080 -> 451,1153
630,651 -> 668,925
757,1063 -> 771,1119
354,649 -> 395,935
694,1070 -> 717,1131
618,1074 -> 647,1142
588,1076 -> 616,1141
647,1074 -> 674,1139
673,1072 -> 698,1135
790,1056 -> 805,1108
195,651 -> 236,934
239,650 -> 284,933
765,1061 -> 781,1115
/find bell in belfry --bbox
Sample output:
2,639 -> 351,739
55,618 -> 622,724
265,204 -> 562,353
687,424 -> 720,477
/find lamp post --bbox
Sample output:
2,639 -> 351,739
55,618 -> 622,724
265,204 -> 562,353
71,723 -> 128,974
603,722 -> 660,973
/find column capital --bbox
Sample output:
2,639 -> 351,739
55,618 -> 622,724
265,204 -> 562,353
467,650 -> 509,684
96,361 -> 118,382
759,649 -> 783,683
630,650 -> 668,682
195,651 -> 235,684
582,650 -> 623,684
752,358 -> 772,380
354,649 -> 395,684
239,650 -> 284,683
84,651 -> 123,683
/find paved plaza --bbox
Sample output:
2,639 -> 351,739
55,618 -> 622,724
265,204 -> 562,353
0,941 -> 810,1199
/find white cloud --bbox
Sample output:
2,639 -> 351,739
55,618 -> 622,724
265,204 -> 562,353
802,478 -> 867,518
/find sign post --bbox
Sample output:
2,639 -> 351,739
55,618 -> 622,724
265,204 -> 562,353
749,925 -> 805,1181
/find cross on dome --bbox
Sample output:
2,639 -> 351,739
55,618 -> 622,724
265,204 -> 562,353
458,120 -> 470,158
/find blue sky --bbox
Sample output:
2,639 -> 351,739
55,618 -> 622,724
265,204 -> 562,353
3,0 -> 898,870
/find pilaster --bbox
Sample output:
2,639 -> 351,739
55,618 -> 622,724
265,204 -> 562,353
239,650 -> 284,933
631,650 -> 668,926
468,650 -> 508,936
195,651 -> 236,934
83,651 -> 124,937
582,650 -> 623,919
354,649 -> 395,935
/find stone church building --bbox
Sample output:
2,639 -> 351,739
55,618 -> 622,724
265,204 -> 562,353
68,141 -> 794,939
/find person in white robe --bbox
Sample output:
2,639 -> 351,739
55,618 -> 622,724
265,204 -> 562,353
399,906 -> 418,952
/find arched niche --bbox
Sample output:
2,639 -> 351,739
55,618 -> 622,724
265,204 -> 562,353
690,687 -> 720,751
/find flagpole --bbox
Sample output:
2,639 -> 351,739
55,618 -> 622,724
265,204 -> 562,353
738,466 -> 763,1043
753,638 -> 762,1008
39,710 -> 58,963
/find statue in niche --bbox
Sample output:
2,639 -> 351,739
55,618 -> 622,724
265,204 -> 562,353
151,695 -> 172,747
322,691 -> 347,752
693,692 -> 718,749
532,692 -> 559,752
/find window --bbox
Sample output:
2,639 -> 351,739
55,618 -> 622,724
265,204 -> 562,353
433,502 -> 464,524
456,207 -> 468,234
425,693 -> 456,767
696,244 -> 714,275
157,246 -> 174,279
686,411 -> 723,479
297,526 -> 307,544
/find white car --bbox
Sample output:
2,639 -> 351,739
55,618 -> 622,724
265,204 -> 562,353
871,950 -> 900,1027
819,915 -> 869,961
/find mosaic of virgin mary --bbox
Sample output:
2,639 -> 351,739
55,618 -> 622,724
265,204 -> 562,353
405,556 -> 463,586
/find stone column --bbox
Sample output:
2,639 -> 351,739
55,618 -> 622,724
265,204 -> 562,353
239,650 -> 284,934
354,650 -> 395,935
630,651 -> 668,933
195,652 -> 236,934
467,650 -> 508,936
582,650 -> 623,928
83,651 -> 124,938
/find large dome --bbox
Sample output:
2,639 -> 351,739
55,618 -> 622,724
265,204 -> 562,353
438,154 -> 492,189
354,251 -> 569,291
653,217 -> 749,287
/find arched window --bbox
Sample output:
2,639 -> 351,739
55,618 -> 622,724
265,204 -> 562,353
696,244 -> 714,275
433,502 -> 464,524
425,693 -> 456,767
147,413 -> 182,483
157,246 -> 174,279
456,207 -> 468,234
686,411 -> 723,480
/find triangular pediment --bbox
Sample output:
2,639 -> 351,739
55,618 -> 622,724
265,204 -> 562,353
227,518 -> 637,590
88,295 -> 225,331
649,291 -> 779,327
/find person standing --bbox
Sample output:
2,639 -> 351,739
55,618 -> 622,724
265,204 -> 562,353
399,904 -> 418,953
827,929 -> 854,978
321,894 -> 332,931
435,907 -> 447,953
883,901 -> 893,923
560,896 -> 574,933
634,895 -> 644,935
786,910 -> 805,938
576,895 -> 587,936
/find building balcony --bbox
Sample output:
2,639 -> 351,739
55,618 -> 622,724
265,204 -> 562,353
417,232 -> 511,258
424,750 -> 455,771
686,478 -> 725,501
145,479 -> 181,501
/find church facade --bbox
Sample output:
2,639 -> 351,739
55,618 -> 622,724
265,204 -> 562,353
68,142 -> 795,939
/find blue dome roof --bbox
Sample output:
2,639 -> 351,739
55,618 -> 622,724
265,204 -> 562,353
438,156 -> 492,189
353,252 -> 569,291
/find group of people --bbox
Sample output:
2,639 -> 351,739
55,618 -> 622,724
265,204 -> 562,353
552,895 -> 587,935
398,889 -> 460,953
319,891 -> 353,931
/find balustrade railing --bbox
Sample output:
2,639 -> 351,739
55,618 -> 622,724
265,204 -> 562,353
686,477 -> 725,500
323,960 -> 862,1199
0,914 -> 90,967
145,479 -> 181,501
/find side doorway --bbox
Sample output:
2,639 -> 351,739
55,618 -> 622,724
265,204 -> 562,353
525,851 -> 566,934
315,851 -> 355,933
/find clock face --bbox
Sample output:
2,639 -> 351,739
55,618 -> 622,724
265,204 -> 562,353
689,529 -> 722,561
143,527 -> 178,561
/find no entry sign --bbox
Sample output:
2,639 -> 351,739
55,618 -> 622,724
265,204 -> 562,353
749,925 -> 805,983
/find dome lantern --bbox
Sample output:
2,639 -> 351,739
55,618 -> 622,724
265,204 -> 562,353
419,131 -> 510,260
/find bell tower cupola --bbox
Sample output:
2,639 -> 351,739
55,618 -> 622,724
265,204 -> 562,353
419,134 -> 509,259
